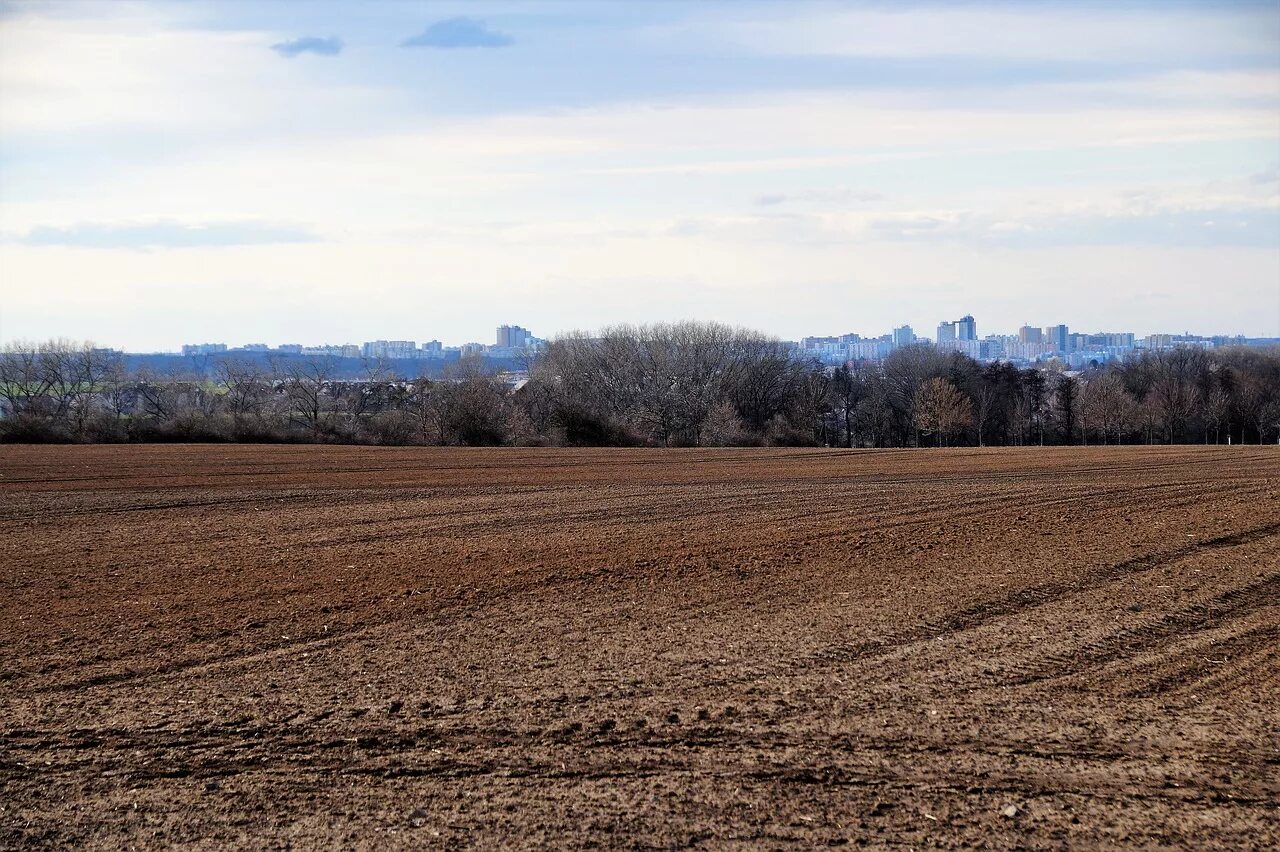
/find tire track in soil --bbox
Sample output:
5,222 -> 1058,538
797,520 -> 1280,671
1118,622 -> 1280,699
14,479 -> 1270,696
3,445 -> 1278,849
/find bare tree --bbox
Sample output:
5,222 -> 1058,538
408,377 -> 450,446
700,400 -> 747,447
827,364 -> 867,448
542,321 -> 807,446
448,374 -> 509,446
134,368 -> 176,423
1080,372 -> 1134,445
1017,369 -> 1048,446
1050,373 -> 1079,445
1262,400 -> 1280,445
1148,377 -> 1200,444
1238,376 -> 1276,444
4,335 -> 1278,449
883,344 -> 950,446
277,355 -> 337,441
36,340 -> 76,426
972,378 -> 1000,447
99,352 -> 133,424
1200,386 -> 1231,444
0,342 -> 54,420
216,358 -> 273,438
856,389 -> 894,448
913,377 -> 974,447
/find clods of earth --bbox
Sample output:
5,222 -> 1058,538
2,444 -> 1277,848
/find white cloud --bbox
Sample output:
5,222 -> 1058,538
11,219 -> 319,249
0,3 -> 394,138
4,231 -> 1277,348
696,5 -> 1278,64
1,1 -> 1277,346
7,80 -> 1274,234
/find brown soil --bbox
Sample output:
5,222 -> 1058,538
1,444 -> 1277,849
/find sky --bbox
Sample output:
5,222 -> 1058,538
1,0 -> 1278,351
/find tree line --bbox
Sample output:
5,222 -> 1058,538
3,325 -> 1278,447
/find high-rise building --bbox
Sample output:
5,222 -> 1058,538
983,335 -> 1010,359
1105,332 -> 1136,348
936,321 -> 956,344
892,325 -> 914,348
1018,325 -> 1043,344
955,315 -> 976,341
181,343 -> 228,356
849,340 -> 890,360
496,325 -> 533,348
1044,325 -> 1069,352
361,340 -> 417,359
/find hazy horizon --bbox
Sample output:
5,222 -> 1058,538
13,311 -> 1276,355
2,0 -> 1279,350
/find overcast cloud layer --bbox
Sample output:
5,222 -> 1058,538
1,0 -> 1277,349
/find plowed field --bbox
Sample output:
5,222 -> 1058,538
2,445 -> 1278,848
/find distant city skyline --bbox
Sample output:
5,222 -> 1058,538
21,311 -> 1278,356
2,1 -> 1278,347
22,312 -> 1280,350
151,311 -> 1277,368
